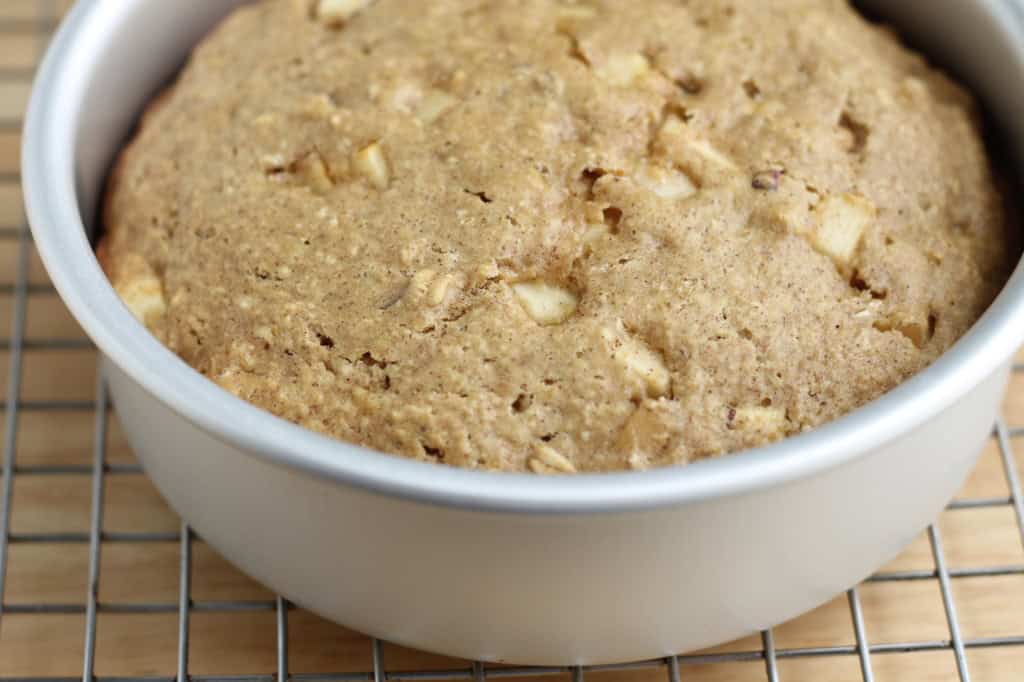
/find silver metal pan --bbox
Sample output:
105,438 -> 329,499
21,0 -> 1024,665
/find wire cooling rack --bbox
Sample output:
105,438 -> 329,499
1,2 -> 1024,681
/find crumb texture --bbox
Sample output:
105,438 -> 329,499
101,0 -> 1015,472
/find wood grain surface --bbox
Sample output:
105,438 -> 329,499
0,2 -> 1022,680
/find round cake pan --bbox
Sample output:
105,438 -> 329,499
22,0 -> 1024,665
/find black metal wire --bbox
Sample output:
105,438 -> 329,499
176,522 -> 191,682
760,630 -> 778,682
928,524 -> 971,681
0,227 -> 29,631
81,378 -> 108,682
847,588 -> 875,682
995,419 -> 1024,552
277,597 -> 289,682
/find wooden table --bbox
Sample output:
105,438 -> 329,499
1,2 -> 1022,680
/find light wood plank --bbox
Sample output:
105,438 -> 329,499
953,574 -> 1024,640
56,0 -> 76,19
189,611 -> 277,675
25,292 -> 87,339
288,609 -> 374,674
777,656 -> 864,682
16,409 -> 97,467
691,631 -> 764,656
0,242 -> 50,285
10,473 -> 91,533
0,614 -> 86,677
0,181 -> 23,228
971,647 -> 1024,682
99,541 -> 178,603
956,437 -> 1011,500
105,410 -> 138,465
95,613 -> 177,677
0,34 -> 37,70
0,129 -> 20,173
103,473 -> 179,534
938,506 -> 1024,569
1005,370 -> 1024,425
28,243 -> 54,284
191,540 -> 275,602
878,530 -> 935,573
4,542 -> 88,603
872,650 -> 959,682
19,348 -> 97,401
858,579 -> 950,644
380,640 -> 467,673
0,81 -> 30,120
773,594 -> 855,649
593,662 -> 767,682
0,0 -> 40,21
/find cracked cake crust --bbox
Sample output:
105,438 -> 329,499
100,0 -> 1015,472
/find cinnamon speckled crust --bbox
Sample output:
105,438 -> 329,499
100,0 -> 1016,472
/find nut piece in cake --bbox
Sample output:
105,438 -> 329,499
617,400 -> 689,470
293,151 -> 334,194
751,169 -> 783,191
528,444 -> 577,474
812,194 -> 876,268
733,406 -> 787,439
635,162 -> 698,199
595,53 -> 651,87
602,324 -> 671,399
317,0 -> 374,25
583,223 -> 610,245
112,254 -> 167,325
427,275 -> 452,306
555,4 -> 598,31
353,141 -> 390,190
415,90 -> 458,124
874,313 -> 929,348
405,269 -> 454,307
657,117 -> 737,176
512,281 -> 578,325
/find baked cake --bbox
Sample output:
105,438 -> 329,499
100,0 -> 1015,472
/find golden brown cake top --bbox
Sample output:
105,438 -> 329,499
101,0 -> 1014,472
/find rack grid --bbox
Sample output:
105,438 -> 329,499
1,2 -> 1023,681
